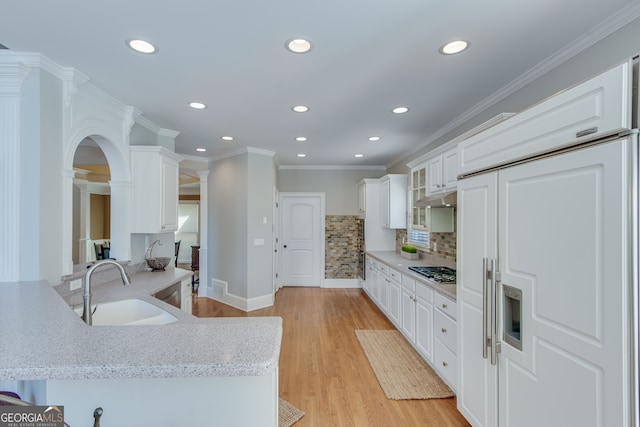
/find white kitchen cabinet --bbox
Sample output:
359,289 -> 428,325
376,262 -> 389,312
414,281 -> 434,363
433,294 -> 457,391
366,258 -> 379,303
457,62 -> 630,177
456,62 -> 634,427
379,174 -> 407,229
400,275 -> 416,342
358,179 -> 396,251
386,267 -> 402,327
130,146 -> 181,234
181,277 -> 192,314
427,147 -> 457,195
358,180 -> 366,217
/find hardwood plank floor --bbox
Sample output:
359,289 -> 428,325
193,287 -> 470,427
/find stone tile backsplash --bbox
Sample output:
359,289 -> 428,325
396,208 -> 457,261
325,215 -> 362,279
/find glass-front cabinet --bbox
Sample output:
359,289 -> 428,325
411,163 -> 428,230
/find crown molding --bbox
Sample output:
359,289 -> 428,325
206,146 -> 276,163
278,164 -> 386,171
389,2 -> 640,169
134,113 -> 161,134
158,128 -> 180,138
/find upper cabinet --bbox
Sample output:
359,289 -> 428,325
358,180 -> 367,218
379,174 -> 407,229
458,63 -> 629,176
131,146 -> 182,234
427,147 -> 458,195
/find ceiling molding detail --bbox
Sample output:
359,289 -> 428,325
390,1 -> 640,169
278,165 -> 386,171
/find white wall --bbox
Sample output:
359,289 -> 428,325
207,151 -> 276,308
277,168 -> 385,215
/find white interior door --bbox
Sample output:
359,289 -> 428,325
497,138 -> 632,427
279,193 -> 324,287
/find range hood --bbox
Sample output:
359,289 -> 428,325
415,191 -> 457,208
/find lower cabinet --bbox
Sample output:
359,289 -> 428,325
415,284 -> 434,363
400,276 -> 416,342
387,268 -> 402,327
181,277 -> 192,314
433,293 -> 457,390
367,254 -> 458,393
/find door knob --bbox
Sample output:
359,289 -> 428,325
283,245 -> 287,248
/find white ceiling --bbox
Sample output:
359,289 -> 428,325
2,0 -> 639,167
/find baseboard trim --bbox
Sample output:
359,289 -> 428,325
322,279 -> 362,289
204,278 -> 274,312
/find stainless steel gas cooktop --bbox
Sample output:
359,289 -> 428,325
408,266 -> 456,283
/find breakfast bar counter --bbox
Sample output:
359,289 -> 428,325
0,271 -> 282,426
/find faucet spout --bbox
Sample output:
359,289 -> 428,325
83,260 -> 130,325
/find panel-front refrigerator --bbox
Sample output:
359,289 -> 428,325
456,59 -> 638,427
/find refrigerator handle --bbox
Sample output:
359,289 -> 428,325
490,258 -> 498,366
482,258 -> 489,359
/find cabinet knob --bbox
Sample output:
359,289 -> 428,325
441,328 -> 447,334
442,303 -> 448,309
442,361 -> 448,367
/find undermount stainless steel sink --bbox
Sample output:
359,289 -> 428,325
74,298 -> 177,326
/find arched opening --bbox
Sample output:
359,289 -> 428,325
72,137 -> 112,264
62,129 -> 131,275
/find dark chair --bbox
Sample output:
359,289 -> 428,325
174,240 -> 181,267
94,243 -> 103,260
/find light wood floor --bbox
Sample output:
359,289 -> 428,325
193,287 -> 470,427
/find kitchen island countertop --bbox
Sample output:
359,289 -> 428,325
0,270 -> 281,382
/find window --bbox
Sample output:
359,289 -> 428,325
407,184 -> 430,249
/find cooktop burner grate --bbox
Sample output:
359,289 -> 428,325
408,266 -> 456,283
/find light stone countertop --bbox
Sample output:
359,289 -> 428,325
0,269 -> 282,381
366,250 -> 457,300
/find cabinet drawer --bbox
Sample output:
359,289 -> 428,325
377,263 -> 389,276
401,275 -> 416,293
389,267 -> 402,283
434,339 -> 457,392
415,282 -> 433,303
434,309 -> 457,355
366,256 -> 374,265
434,292 -> 456,320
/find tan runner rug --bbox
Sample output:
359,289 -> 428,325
279,398 -> 305,427
355,329 -> 454,400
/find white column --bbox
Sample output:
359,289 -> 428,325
61,169 -> 76,275
0,55 -> 25,282
196,170 -> 210,297
108,180 -> 132,261
75,180 -> 90,263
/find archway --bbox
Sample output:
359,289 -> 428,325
62,127 -> 131,275
73,138 -> 112,264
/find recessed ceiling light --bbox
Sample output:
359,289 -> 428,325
189,102 -> 207,109
392,107 -> 409,114
126,39 -> 157,54
368,136 -> 381,141
439,40 -> 469,55
221,136 -> 234,141
297,154 -> 306,158
295,137 -> 308,142
354,154 -> 364,158
196,148 -> 207,152
286,38 -> 312,54
292,105 -> 309,113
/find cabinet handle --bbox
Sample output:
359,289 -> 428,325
441,328 -> 447,334
442,361 -> 448,367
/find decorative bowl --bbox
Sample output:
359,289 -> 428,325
146,257 -> 171,271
